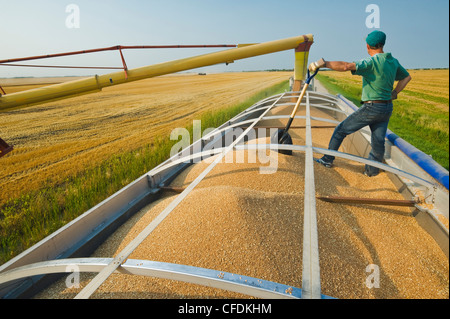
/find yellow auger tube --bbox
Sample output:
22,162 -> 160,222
0,34 -> 313,112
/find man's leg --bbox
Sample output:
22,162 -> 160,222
364,118 -> 390,176
319,105 -> 371,166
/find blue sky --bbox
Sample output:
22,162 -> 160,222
0,0 -> 448,77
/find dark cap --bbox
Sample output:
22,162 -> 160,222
366,30 -> 386,47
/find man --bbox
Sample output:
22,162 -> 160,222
309,30 -> 411,177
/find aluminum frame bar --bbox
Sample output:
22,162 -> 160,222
199,116 -> 341,144
301,91 -> 321,298
148,143 -> 435,191
0,258 -> 314,299
240,144 -> 435,189
231,101 -> 347,124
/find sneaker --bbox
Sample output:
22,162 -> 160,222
315,157 -> 333,168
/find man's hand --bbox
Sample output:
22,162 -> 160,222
391,90 -> 398,100
308,58 -> 326,73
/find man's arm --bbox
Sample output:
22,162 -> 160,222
309,58 -> 356,72
391,74 -> 412,100
393,75 -> 412,94
325,61 -> 356,72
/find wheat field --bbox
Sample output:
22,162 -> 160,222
0,72 -> 291,206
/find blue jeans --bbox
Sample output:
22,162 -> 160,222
322,102 -> 393,175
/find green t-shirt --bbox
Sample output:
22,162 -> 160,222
352,53 -> 409,101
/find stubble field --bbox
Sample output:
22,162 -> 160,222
0,72 -> 291,205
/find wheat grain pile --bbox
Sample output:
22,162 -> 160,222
36,102 -> 449,299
